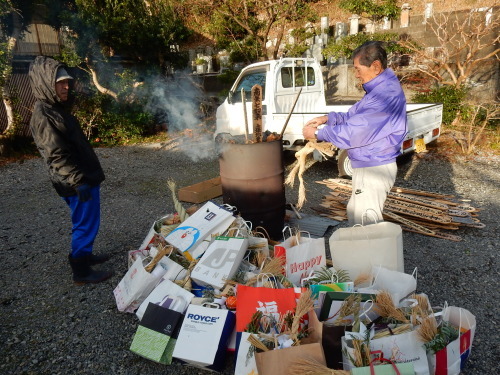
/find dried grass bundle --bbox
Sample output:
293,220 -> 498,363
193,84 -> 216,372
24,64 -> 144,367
252,249 -> 268,268
372,324 -> 413,339
290,358 -> 350,375
373,291 -> 409,323
334,294 -> 361,325
352,339 -> 371,367
144,244 -> 173,273
414,294 -> 431,315
248,241 -> 268,250
246,257 -> 285,286
248,334 -> 270,352
291,290 -> 314,338
416,315 -> 439,344
173,259 -> 198,291
353,271 -> 373,287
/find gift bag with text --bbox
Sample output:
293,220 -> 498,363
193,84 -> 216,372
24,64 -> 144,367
235,285 -> 301,332
113,257 -> 166,313
129,303 -> 183,365
191,236 -> 248,290
173,304 -> 236,372
370,330 -> 429,375
351,351 -> 415,375
165,201 -> 234,261
274,232 -> 326,286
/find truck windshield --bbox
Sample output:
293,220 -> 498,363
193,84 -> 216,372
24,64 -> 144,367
232,70 -> 266,103
281,66 -> 315,88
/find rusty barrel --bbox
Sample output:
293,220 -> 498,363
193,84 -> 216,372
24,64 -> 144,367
219,140 -> 285,240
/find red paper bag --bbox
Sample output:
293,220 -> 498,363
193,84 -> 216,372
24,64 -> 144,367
235,285 -> 300,331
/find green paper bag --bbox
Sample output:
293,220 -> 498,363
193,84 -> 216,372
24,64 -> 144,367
351,362 -> 415,375
130,303 -> 183,365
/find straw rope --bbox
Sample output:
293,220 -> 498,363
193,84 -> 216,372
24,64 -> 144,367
167,179 -> 189,222
285,140 -> 336,209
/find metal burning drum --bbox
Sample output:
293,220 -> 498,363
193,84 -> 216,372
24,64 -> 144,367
219,140 -> 285,240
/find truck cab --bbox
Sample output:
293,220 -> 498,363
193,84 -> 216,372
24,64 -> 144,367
216,58 -> 443,177
216,58 -> 329,148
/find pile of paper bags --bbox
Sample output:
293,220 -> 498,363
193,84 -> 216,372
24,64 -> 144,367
113,200 -> 476,375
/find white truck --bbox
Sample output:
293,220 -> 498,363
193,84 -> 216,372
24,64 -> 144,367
215,57 -> 443,177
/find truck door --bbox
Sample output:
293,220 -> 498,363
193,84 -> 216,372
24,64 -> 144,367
217,65 -> 269,136
275,59 -> 324,114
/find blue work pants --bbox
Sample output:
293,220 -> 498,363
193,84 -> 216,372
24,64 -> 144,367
63,185 -> 101,258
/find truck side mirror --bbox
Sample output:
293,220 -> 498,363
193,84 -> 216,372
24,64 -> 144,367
228,90 -> 233,104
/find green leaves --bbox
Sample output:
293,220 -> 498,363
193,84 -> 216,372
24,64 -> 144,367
339,0 -> 400,22
323,32 -> 404,60
412,85 -> 469,126
424,321 -> 459,354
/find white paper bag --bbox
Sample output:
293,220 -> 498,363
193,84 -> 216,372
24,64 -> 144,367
191,236 -> 248,289
429,306 -> 476,374
329,222 -> 403,280
370,329 -> 429,375
113,257 -> 167,313
274,233 -> 326,286
157,254 -> 188,281
135,278 -> 194,320
173,304 -> 236,372
235,332 -> 259,375
165,201 -> 234,261
357,267 -> 417,306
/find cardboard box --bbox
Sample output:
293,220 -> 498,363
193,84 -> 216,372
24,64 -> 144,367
178,177 -> 222,203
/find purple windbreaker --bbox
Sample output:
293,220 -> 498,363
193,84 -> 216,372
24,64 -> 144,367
316,68 -> 407,168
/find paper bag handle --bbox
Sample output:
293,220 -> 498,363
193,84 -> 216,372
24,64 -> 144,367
350,224 -> 370,241
362,209 -> 380,226
369,351 -> 401,375
282,226 -> 293,241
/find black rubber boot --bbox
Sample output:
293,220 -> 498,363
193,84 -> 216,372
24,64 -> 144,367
68,255 -> 114,285
88,253 -> 111,265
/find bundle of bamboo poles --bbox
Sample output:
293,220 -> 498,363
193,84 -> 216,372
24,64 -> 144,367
314,178 -> 484,241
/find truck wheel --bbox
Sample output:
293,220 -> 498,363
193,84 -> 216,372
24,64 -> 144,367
337,149 -> 353,178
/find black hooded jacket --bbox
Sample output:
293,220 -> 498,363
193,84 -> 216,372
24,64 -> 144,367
29,56 -> 105,197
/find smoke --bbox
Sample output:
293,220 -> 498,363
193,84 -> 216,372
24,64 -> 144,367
143,71 -> 216,162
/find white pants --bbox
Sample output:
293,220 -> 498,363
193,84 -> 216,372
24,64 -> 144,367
347,162 -> 397,226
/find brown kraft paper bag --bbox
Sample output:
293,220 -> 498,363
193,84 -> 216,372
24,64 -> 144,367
255,311 -> 326,375
255,342 -> 326,375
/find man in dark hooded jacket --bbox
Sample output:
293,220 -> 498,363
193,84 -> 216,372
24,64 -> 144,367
29,56 -> 113,285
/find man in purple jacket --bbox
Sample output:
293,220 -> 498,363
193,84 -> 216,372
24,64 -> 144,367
303,41 -> 407,225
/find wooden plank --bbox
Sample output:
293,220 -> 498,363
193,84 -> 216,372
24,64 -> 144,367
251,84 -> 263,143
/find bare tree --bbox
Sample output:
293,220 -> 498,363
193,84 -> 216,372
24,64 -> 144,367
398,3 -> 499,88
452,102 -> 499,155
0,1 -> 25,139
194,0 -> 318,60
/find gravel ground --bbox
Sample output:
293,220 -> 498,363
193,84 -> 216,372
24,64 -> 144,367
0,137 -> 498,375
